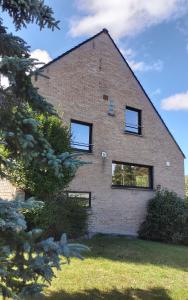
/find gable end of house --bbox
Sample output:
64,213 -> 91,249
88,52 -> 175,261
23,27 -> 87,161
39,28 -> 185,159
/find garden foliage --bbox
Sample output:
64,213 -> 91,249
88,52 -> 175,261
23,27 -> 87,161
5,112 -> 75,198
139,189 -> 188,244
0,197 -> 89,299
26,194 -> 89,240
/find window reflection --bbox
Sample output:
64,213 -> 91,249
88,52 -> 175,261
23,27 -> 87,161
112,162 -> 152,189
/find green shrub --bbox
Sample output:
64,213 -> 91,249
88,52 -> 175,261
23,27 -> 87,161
25,194 -> 89,240
6,112 -> 75,198
139,189 -> 188,244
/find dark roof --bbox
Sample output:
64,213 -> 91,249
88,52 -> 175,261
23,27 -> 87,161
40,28 -> 185,158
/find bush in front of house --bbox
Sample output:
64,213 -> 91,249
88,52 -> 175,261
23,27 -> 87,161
139,189 -> 188,244
25,194 -> 89,240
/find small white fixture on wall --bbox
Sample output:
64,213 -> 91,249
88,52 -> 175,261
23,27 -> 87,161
108,99 -> 115,116
101,151 -> 107,159
166,161 -> 171,167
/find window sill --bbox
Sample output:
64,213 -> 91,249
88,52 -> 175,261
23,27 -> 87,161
111,185 -> 153,191
71,148 -> 93,155
124,131 -> 143,137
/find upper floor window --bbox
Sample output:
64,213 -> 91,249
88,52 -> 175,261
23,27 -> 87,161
125,106 -> 142,135
71,120 -> 92,152
112,161 -> 153,189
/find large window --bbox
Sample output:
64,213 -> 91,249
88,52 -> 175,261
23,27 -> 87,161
112,161 -> 153,189
66,192 -> 91,208
71,120 -> 92,152
125,106 -> 142,135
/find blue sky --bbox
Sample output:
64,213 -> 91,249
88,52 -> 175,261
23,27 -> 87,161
3,0 -> 188,174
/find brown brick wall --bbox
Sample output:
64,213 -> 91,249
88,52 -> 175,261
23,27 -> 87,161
28,31 -> 185,235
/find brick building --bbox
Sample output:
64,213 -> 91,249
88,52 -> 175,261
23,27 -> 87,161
1,29 -> 185,236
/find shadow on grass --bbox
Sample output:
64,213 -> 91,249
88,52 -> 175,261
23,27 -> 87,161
38,287 -> 172,300
83,235 -> 188,272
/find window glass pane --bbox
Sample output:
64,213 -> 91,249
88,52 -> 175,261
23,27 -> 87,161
112,163 -> 151,188
134,166 -> 149,187
71,121 -> 91,151
67,192 -> 90,207
125,108 -> 140,134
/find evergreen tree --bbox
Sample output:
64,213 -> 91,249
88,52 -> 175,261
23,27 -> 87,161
0,0 -> 84,183
0,1 -> 89,298
0,197 -> 89,299
4,111 -> 76,198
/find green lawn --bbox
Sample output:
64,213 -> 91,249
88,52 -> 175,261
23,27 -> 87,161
37,235 -> 188,300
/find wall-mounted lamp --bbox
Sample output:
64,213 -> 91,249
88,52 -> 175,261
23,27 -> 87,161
101,151 -> 107,159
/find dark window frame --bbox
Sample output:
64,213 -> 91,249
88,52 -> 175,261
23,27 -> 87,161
66,191 -> 91,208
71,119 -> 93,153
125,106 -> 142,135
112,161 -> 153,190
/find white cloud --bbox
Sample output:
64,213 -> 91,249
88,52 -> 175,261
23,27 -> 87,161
151,88 -> 161,97
128,59 -> 163,72
0,75 -> 9,88
30,49 -> 52,68
120,47 -> 135,58
161,91 -> 188,110
120,47 -> 163,72
70,0 -> 187,39
0,57 -> 9,88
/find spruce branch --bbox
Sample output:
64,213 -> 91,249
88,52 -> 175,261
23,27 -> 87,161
0,0 -> 60,31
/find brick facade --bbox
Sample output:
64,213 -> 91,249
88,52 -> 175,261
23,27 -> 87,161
0,179 -> 16,200
1,30 -> 185,235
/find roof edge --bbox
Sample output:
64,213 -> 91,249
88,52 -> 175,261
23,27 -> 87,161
40,28 -> 185,159
39,28 -> 108,70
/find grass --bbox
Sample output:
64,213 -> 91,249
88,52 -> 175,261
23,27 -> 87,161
34,235 -> 188,300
